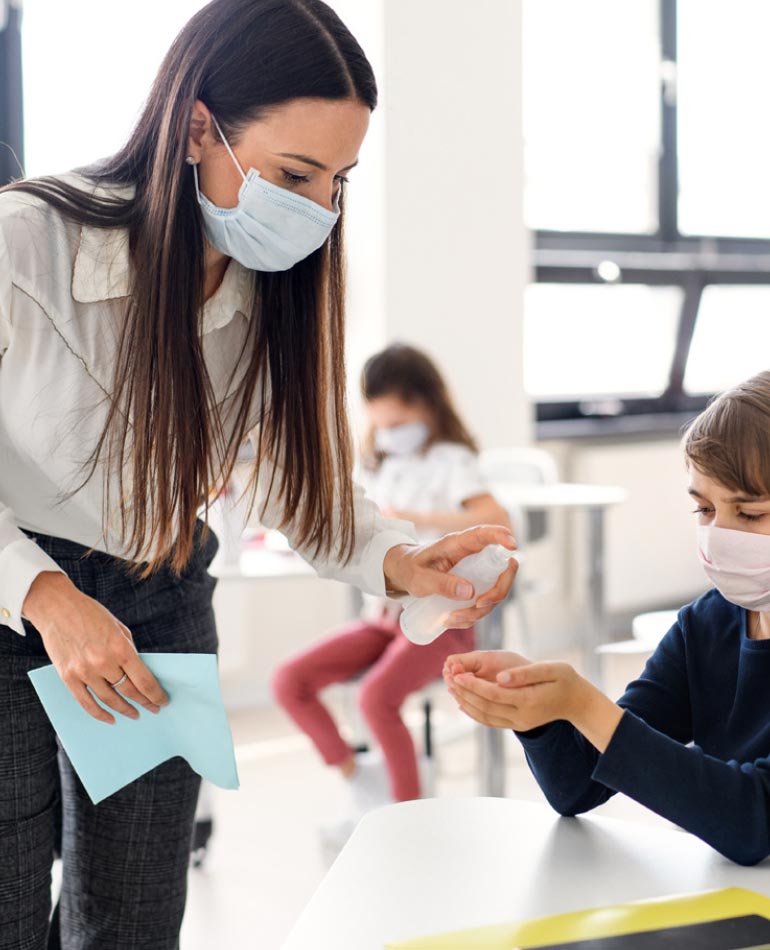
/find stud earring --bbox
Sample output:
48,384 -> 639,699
185,156 -> 197,165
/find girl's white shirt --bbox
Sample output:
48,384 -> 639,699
0,175 -> 416,635
358,442 -> 488,543
356,441 -> 488,621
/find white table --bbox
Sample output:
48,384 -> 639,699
211,545 -> 317,581
493,483 -> 627,679
476,483 -> 626,798
282,797 -> 770,950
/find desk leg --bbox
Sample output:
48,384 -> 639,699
584,506 -> 606,685
477,609 -> 506,797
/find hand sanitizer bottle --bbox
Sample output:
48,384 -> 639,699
400,544 -> 515,645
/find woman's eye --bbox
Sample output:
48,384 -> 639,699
739,511 -> 764,522
691,506 -> 714,516
281,170 -> 310,184
335,175 -> 350,184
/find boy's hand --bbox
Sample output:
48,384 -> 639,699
445,651 -> 624,751
446,659 -> 585,732
443,650 -> 531,684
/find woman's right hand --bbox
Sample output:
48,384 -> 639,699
22,571 -> 169,724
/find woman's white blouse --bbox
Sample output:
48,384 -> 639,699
0,178 -> 416,636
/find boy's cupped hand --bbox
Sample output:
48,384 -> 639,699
443,649 -> 584,732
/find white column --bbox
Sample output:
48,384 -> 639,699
382,0 -> 531,448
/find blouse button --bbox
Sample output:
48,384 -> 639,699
1,608 -> 10,619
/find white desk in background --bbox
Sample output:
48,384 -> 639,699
211,544 -> 316,582
475,482 -> 626,798
282,797 -> 770,950
488,482 -> 627,682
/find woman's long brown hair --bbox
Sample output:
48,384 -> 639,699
360,344 -> 479,470
1,0 -> 377,573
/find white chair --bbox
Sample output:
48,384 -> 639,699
596,609 -> 679,697
632,609 -> 679,645
478,446 -> 560,655
479,446 -> 559,545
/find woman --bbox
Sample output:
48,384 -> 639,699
273,344 -> 510,822
446,370 -> 770,867
0,1 -> 515,946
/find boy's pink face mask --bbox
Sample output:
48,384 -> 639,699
698,524 -> 770,611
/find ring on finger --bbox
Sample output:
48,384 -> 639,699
110,672 -> 129,690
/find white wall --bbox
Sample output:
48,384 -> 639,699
381,0 -> 531,450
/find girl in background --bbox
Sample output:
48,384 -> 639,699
273,344 -> 510,820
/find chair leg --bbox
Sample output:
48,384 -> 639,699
423,697 -> 433,759
512,588 -> 531,656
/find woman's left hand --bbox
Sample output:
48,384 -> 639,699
382,524 -> 517,627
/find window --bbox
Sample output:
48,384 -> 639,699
523,0 -> 660,235
677,1 -> 770,238
684,286 -> 770,394
523,0 -> 770,436
525,284 -> 682,399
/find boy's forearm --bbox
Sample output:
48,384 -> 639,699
567,678 -> 624,753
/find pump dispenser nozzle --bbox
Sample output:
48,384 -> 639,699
400,544 -> 515,645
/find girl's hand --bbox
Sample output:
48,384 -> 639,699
23,572 -> 170,724
382,525 -> 517,627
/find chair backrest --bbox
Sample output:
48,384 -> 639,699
479,447 -> 559,544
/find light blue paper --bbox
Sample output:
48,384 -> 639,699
28,653 -> 240,804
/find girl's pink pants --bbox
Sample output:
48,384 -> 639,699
272,616 -> 474,801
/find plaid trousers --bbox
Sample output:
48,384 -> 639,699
0,524 -> 219,950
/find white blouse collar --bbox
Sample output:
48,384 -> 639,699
70,180 -> 254,334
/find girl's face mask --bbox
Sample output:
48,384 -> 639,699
374,421 -> 430,457
194,114 -> 340,272
698,524 -> 770,611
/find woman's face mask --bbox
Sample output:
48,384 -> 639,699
193,114 -> 340,272
375,421 -> 430,457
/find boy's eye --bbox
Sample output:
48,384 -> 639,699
691,506 -> 714,516
739,511 -> 764,522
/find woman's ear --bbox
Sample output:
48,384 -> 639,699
186,99 -> 213,163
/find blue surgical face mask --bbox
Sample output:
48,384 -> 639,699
193,115 -> 340,272
374,421 -> 430,457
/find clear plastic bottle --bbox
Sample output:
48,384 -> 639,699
399,544 -> 515,645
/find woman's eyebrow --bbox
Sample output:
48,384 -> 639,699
276,152 -> 359,173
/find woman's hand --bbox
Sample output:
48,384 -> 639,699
382,524 -> 517,627
443,648 -> 623,751
23,572 -> 170,724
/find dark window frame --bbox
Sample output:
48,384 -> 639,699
530,0 -> 770,439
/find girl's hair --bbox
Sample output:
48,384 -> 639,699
683,370 -> 770,497
1,0 -> 377,573
360,343 -> 478,469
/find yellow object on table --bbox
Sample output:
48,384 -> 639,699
386,887 -> 770,949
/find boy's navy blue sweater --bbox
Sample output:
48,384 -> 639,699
517,589 -> 770,865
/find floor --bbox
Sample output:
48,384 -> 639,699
178,660 -> 671,949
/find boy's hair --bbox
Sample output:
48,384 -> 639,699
360,343 -> 478,469
683,370 -> 770,497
